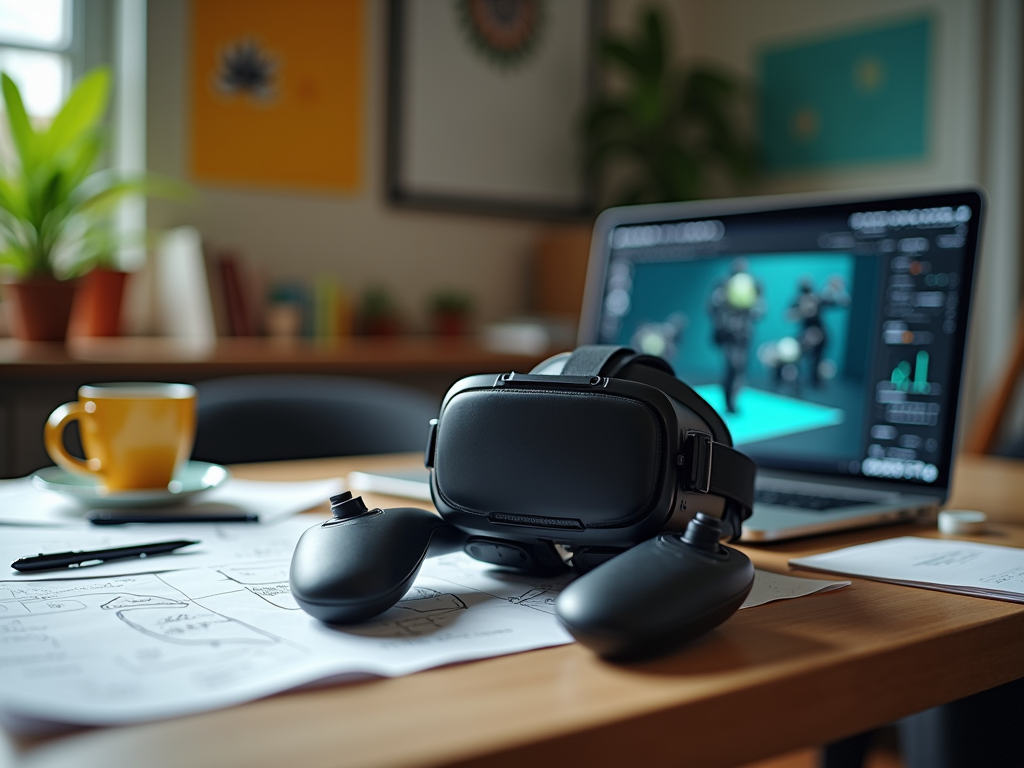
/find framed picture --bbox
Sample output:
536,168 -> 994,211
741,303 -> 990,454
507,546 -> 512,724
191,0 -> 363,192
386,0 -> 600,220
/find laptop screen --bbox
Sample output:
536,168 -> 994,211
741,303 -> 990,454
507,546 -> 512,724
585,190 -> 983,491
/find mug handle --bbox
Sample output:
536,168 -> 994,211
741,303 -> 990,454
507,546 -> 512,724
44,402 -> 100,477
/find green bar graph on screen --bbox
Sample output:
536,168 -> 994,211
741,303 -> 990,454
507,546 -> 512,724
914,351 -> 929,393
890,352 -> 931,394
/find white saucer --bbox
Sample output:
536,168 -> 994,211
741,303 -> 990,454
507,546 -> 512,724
31,461 -> 230,508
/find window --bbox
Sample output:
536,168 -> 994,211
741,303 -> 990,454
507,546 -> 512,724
0,0 -> 74,118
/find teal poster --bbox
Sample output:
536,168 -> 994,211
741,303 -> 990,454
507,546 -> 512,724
759,17 -> 930,171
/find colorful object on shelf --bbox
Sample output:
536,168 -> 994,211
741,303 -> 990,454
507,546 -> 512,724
313,276 -> 354,340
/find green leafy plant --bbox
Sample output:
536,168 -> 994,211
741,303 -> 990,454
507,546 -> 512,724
0,67 -> 171,279
359,284 -> 402,336
428,289 -> 473,316
585,7 -> 757,206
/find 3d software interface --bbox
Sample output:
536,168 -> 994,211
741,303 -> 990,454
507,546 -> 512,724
597,199 -> 977,487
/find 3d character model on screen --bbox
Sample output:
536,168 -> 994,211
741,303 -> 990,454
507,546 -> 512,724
631,312 -> 688,362
708,259 -> 764,413
787,275 -> 850,388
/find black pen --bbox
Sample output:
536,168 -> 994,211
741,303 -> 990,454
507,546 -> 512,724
88,512 -> 259,525
11,540 -> 200,573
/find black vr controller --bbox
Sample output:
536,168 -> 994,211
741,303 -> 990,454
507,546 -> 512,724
289,345 -> 757,660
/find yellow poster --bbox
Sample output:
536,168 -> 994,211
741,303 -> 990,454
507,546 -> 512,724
190,0 -> 362,191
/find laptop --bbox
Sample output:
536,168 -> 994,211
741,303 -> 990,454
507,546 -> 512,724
578,188 -> 984,541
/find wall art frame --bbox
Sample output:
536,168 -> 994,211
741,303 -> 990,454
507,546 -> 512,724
386,0 -> 601,220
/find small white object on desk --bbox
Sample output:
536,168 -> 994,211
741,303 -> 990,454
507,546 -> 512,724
937,509 -> 987,535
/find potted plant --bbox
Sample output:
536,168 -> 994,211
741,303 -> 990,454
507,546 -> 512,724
584,7 -> 758,206
429,290 -> 473,337
0,67 -> 153,341
66,219 -> 133,337
359,285 -> 402,337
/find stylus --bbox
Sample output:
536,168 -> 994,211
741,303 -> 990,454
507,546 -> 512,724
87,512 -> 259,525
11,540 -> 199,572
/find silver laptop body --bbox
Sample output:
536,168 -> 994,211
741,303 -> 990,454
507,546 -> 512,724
579,189 -> 984,542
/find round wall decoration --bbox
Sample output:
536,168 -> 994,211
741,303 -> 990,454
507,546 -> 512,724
458,0 -> 545,68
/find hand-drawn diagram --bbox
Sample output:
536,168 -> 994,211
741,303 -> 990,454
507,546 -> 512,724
216,563 -> 299,610
349,587 -> 468,638
0,554 -> 576,728
506,586 -> 559,614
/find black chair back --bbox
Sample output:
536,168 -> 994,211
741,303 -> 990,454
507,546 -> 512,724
192,375 -> 439,464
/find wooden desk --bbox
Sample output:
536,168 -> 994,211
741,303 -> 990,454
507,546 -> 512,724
6,453 -> 1024,768
0,337 -> 548,478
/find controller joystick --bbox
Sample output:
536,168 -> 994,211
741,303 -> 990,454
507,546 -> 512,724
289,494 -> 465,623
554,513 -> 754,660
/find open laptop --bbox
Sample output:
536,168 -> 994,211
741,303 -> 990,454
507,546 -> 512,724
578,188 -> 984,541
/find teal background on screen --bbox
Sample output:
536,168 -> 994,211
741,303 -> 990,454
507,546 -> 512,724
616,253 -> 855,384
759,17 -> 930,170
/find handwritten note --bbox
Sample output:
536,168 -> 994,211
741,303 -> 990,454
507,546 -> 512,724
790,536 -> 1024,602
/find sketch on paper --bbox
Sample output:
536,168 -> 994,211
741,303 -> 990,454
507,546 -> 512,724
0,553 -> 577,728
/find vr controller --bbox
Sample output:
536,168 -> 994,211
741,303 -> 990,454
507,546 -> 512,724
289,346 -> 757,660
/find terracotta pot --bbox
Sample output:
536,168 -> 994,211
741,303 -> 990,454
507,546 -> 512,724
69,268 -> 129,337
362,315 -> 402,337
3,277 -> 79,342
433,310 -> 468,337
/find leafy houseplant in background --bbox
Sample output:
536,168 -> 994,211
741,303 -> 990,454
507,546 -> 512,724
359,285 -> 402,337
0,67 -> 154,341
584,7 -> 758,206
429,289 -> 473,337
66,220 -> 133,337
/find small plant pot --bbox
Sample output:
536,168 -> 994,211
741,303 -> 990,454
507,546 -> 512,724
69,268 -> 129,337
363,316 -> 401,337
3,277 -> 79,342
433,310 -> 468,337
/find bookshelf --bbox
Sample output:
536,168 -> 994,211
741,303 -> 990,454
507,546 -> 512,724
0,336 -> 552,478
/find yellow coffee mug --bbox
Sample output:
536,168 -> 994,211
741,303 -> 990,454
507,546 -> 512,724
45,383 -> 197,491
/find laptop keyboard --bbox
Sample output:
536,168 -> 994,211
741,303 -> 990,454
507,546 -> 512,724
754,489 -> 874,512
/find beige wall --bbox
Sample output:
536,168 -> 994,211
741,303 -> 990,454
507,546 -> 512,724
146,0 -> 546,332
146,0 -> 1018,423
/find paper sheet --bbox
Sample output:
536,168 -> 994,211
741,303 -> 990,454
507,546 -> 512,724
0,476 -> 342,526
0,553 -> 576,726
0,529 -> 849,728
2,516 -> 319,581
790,536 -> 1024,603
742,569 -> 850,608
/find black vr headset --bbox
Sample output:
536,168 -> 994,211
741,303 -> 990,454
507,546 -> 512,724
425,345 -> 757,571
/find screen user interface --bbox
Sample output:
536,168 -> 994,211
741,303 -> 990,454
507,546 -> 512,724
596,193 -> 980,488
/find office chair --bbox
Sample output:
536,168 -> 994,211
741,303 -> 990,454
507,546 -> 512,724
191,374 -> 439,464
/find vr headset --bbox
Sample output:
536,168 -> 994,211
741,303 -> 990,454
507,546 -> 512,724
425,345 -> 756,572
